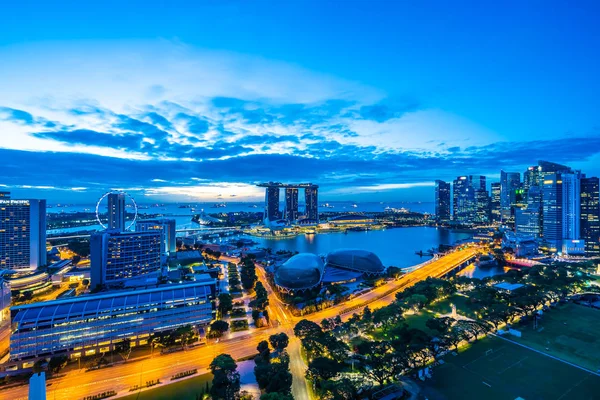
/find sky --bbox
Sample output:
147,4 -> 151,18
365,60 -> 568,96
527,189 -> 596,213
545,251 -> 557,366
1,1 -> 599,203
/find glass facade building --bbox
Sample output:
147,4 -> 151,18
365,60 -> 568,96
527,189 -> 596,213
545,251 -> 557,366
9,281 -> 216,364
490,182 -> 501,222
500,170 -> 520,224
434,180 -> 451,222
264,186 -> 280,221
90,230 -> 162,289
0,198 -> 47,271
580,177 -> 599,256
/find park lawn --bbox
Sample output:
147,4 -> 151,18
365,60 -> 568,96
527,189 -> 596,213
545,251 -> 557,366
370,310 -> 437,340
510,303 -> 600,371
427,294 -> 479,319
120,373 -> 212,400
421,336 -> 600,400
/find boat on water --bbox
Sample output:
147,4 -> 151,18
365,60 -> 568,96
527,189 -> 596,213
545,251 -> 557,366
211,203 -> 227,208
305,230 -> 316,235
248,204 -> 258,208
321,203 -> 335,208
351,203 -> 358,208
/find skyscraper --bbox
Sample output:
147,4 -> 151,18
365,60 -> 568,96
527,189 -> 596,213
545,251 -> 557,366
490,182 -> 501,222
475,188 -> 491,224
434,180 -> 451,222
304,185 -> 319,221
542,171 -> 582,254
91,230 -> 162,289
107,192 -> 126,231
0,198 -> 47,271
500,170 -> 520,224
453,176 -> 474,224
284,188 -> 299,221
136,218 -> 177,254
580,177 -> 599,256
264,186 -> 280,222
516,185 -> 542,237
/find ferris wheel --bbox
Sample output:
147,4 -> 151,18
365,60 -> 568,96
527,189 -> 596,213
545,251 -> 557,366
95,190 -> 138,230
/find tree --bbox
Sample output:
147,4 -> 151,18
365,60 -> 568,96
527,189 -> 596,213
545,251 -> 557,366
252,310 -> 262,328
306,357 -> 343,381
269,333 -> 289,353
114,338 -> 132,360
209,320 -> 230,338
320,378 -> 360,400
32,359 -> 45,374
210,354 -> 240,400
48,355 -> 68,374
264,359 -> 292,395
294,320 -> 323,340
218,294 -> 234,318
402,294 -> 428,313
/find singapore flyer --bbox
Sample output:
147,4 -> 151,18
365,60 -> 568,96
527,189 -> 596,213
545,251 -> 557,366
95,190 -> 138,230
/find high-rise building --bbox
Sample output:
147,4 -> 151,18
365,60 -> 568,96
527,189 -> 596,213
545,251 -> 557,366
469,175 -> 486,191
91,230 -> 162,289
580,177 -> 599,256
107,193 -> 126,231
434,180 -> 451,222
542,172 -> 582,253
284,188 -> 299,221
0,198 -> 47,271
9,281 -> 216,366
490,182 -> 501,222
264,186 -> 280,222
453,176 -> 474,224
304,185 -> 319,221
0,277 -> 11,359
136,219 -> 177,254
500,170 -> 520,224
474,189 -> 491,224
516,186 -> 542,237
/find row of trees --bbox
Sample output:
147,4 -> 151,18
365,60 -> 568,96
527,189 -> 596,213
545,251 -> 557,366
296,264 -> 592,398
240,256 -> 258,290
254,333 -> 292,398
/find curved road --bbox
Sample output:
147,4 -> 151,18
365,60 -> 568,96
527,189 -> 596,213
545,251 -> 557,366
0,248 -> 477,400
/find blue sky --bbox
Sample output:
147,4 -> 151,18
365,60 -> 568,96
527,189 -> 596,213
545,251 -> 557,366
1,1 -> 599,203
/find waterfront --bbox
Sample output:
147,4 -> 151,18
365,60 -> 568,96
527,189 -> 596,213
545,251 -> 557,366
245,227 -> 472,269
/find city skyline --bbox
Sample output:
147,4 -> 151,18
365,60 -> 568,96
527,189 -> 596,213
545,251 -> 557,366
1,1 -> 600,203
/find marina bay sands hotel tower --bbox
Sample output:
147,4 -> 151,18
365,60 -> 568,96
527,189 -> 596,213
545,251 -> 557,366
257,182 -> 319,224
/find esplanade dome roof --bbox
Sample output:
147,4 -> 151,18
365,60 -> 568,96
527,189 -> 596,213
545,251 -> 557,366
274,253 -> 324,290
325,249 -> 385,274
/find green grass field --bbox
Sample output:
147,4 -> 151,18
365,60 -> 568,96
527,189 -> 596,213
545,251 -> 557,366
427,294 -> 479,319
120,373 -> 212,400
511,303 -> 600,371
422,336 -> 600,400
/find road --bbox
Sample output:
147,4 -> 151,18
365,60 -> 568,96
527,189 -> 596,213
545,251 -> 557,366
0,248 -> 477,400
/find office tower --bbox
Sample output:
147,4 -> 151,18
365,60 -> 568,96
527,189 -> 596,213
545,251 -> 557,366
500,170 -> 520,224
0,277 -> 10,359
542,172 -> 582,253
107,192 -> 126,231
9,280 -> 216,365
434,180 -> 451,222
0,192 -> 10,199
490,183 -> 501,222
538,160 -> 572,178
0,198 -> 47,271
305,185 -> 319,221
453,176 -> 474,224
474,189 -> 491,224
284,188 -> 299,221
580,177 -> 599,256
90,230 -> 162,289
264,186 -> 280,221
136,218 -> 177,254
469,175 -> 486,191
523,166 -> 541,192
516,186 -> 542,237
